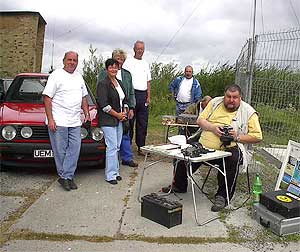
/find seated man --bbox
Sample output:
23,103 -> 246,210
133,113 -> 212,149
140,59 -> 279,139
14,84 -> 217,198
162,84 -> 262,212
183,95 -> 212,115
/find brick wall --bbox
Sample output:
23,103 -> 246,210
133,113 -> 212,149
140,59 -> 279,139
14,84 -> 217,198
0,12 -> 46,78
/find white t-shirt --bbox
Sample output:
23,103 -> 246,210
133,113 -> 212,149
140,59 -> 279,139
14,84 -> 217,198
115,81 -> 125,112
123,57 -> 151,91
176,77 -> 193,103
199,102 -> 204,114
42,68 -> 88,127
116,70 -> 122,81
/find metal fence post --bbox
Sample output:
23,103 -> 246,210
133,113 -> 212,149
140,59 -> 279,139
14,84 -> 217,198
235,28 -> 300,169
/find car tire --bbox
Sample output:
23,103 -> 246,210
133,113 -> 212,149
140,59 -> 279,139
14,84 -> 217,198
99,159 -> 106,169
88,159 -> 106,170
0,165 -> 8,172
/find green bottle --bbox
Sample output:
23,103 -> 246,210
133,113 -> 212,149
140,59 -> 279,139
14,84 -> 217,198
253,173 -> 262,203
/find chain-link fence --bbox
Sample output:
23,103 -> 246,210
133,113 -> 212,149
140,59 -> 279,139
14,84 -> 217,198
235,28 -> 300,169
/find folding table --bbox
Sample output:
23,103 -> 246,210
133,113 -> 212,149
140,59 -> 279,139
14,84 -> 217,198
137,144 -> 232,225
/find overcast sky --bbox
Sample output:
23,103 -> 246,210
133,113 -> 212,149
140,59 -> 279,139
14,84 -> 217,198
2,0 -> 300,73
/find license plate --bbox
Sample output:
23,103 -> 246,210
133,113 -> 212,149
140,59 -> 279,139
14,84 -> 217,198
34,150 -> 54,158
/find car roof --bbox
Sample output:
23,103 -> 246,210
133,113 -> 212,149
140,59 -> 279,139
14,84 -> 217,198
15,73 -> 49,77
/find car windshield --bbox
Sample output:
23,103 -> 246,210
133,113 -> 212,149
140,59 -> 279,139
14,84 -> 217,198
5,76 -> 95,105
0,80 -> 4,93
3,79 -> 13,91
5,77 -> 46,103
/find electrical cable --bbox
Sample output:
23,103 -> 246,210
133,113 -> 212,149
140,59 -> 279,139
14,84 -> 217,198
155,0 -> 202,62
54,18 -> 96,40
157,142 -> 252,226
289,0 -> 300,26
48,17 -> 96,71
198,147 -> 252,225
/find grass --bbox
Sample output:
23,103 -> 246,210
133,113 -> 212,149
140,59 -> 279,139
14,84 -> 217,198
256,104 -> 300,145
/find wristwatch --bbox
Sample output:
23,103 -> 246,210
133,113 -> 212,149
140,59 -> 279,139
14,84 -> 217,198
235,135 -> 241,143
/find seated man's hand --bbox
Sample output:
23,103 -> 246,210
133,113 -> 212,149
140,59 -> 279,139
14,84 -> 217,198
229,129 -> 238,141
212,125 -> 223,137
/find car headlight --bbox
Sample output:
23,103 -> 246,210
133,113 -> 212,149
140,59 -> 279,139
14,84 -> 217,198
2,125 -> 17,140
91,127 -> 104,141
20,127 -> 33,138
81,127 -> 88,139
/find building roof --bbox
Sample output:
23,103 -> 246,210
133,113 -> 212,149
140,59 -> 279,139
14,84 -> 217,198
0,11 -> 47,25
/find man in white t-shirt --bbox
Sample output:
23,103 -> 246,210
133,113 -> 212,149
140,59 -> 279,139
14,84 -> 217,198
123,41 -> 152,155
42,51 -> 91,191
169,65 -> 202,116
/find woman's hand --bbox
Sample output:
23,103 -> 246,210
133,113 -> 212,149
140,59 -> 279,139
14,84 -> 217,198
84,113 -> 91,123
128,109 -> 134,119
117,112 -> 127,121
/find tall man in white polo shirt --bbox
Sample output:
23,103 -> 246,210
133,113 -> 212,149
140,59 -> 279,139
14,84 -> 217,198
169,65 -> 202,115
43,51 -> 91,191
123,41 -> 152,155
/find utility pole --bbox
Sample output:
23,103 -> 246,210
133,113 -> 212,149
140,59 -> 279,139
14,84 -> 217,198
50,22 -> 55,73
50,41 -> 54,73
247,0 -> 257,104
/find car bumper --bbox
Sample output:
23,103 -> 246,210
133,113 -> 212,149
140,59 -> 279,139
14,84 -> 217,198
0,142 -> 105,168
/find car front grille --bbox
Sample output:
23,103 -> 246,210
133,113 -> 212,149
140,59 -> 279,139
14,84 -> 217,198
16,125 -> 49,140
0,125 -> 104,142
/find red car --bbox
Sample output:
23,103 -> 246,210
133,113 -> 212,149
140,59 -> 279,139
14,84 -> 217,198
0,73 -> 105,168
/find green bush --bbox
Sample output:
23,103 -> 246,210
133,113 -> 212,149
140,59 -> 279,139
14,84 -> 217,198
195,63 -> 235,97
149,62 -> 235,117
82,45 -> 104,95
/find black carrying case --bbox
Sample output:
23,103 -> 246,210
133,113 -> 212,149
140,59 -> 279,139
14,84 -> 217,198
141,193 -> 182,228
260,189 -> 300,218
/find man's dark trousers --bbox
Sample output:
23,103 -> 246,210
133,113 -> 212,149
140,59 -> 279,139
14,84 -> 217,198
129,90 -> 148,147
173,146 -> 241,200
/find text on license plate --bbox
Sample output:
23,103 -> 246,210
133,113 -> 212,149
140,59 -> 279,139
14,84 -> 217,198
34,150 -> 54,158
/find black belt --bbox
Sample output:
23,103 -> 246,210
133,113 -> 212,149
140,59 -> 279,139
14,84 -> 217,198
135,89 -> 147,93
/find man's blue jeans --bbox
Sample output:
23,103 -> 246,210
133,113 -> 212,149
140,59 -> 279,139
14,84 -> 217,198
176,101 -> 191,116
120,132 -> 133,162
48,126 -> 81,180
102,122 -> 123,181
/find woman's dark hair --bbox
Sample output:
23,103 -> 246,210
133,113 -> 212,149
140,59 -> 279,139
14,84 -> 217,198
105,58 -> 119,69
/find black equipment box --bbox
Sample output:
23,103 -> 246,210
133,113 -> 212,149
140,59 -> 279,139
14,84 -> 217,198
260,190 -> 300,218
253,203 -> 300,236
141,193 -> 182,228
177,114 -> 198,125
